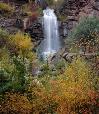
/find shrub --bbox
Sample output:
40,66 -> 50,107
0,48 -> 30,93
0,28 -> 9,48
0,29 -> 37,94
11,32 -> 33,51
0,28 -> 19,55
26,57 -> 98,114
10,32 -> 35,60
0,93 -> 32,114
0,28 -> 8,39
0,29 -> 36,60
69,17 -> 99,42
0,49 -> 15,93
0,2 -> 12,12
0,2 -> 13,16
68,17 -> 99,53
22,4 -> 33,16
48,58 -> 94,113
27,79 -> 57,114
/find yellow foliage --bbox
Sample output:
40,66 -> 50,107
48,57 -> 94,113
4,32 -> 38,63
10,32 -> 35,60
22,4 -> 33,16
24,58 -> 95,114
0,2 -> 13,13
27,80 -> 57,113
11,32 -> 33,51
0,56 -> 98,114
0,93 -> 32,114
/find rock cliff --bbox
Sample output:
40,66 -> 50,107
59,0 -> 99,37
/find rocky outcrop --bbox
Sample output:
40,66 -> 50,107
59,0 -> 90,20
25,18 -> 44,43
0,18 -> 20,33
35,0 -> 48,9
78,0 -> 99,19
59,0 -> 99,36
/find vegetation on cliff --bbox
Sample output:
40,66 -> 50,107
0,0 -> 99,114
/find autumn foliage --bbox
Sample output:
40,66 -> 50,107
0,7 -> 99,114
0,93 -> 32,114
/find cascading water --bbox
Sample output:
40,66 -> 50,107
39,8 -> 61,59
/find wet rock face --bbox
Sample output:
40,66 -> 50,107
25,19 -> 44,42
59,0 -> 90,15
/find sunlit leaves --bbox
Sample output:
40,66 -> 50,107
0,2 -> 13,12
11,32 -> 33,51
0,93 -> 32,114
47,58 -> 97,113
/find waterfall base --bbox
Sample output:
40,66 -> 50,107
42,50 -> 56,60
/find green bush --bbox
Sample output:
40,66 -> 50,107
0,49 -> 31,93
0,28 -> 8,38
0,28 -> 9,48
69,17 -> 99,42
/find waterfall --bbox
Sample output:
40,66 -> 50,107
41,8 -> 60,59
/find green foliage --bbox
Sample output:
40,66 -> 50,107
0,29 -> 35,58
38,59 -> 66,79
68,17 -> 99,53
0,2 -> 12,12
0,29 -> 36,94
0,28 -> 8,39
9,32 -> 36,61
0,28 -> 18,55
0,49 -> 30,93
22,4 -> 33,16
0,2 -> 14,16
58,14 -> 67,21
0,43 -> 98,114
0,28 -> 9,48
11,32 -> 33,51
69,17 -> 99,41
0,7 -> 99,113
37,7 -> 43,15
0,49 -> 15,93
45,0 -> 54,5
54,58 -> 98,113
55,59 -> 66,70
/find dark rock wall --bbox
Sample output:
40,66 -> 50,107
0,0 -> 98,44
59,0 -> 99,37
25,19 -> 44,42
